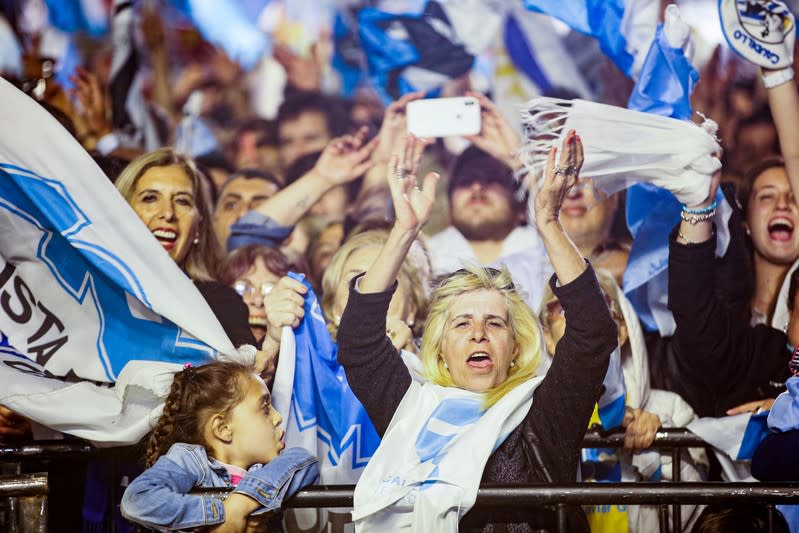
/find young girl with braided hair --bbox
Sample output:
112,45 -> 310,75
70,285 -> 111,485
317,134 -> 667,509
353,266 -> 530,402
121,361 -> 319,532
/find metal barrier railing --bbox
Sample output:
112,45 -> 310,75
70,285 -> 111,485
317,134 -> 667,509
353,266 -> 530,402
0,428 -> 707,461
0,473 -> 48,533
0,431 -> 772,533
193,482 -> 799,533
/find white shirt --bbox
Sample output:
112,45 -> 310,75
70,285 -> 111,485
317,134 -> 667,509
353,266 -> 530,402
428,225 -> 552,311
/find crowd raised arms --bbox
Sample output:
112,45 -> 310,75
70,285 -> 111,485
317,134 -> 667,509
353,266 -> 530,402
3,1 -> 799,532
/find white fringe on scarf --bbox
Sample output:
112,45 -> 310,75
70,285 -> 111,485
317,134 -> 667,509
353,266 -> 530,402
519,98 -> 721,207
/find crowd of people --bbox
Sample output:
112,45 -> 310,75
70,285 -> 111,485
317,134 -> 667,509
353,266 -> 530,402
2,1 -> 799,532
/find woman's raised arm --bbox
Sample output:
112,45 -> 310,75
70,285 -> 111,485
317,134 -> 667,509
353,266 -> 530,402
533,129 -> 587,284
358,136 -> 438,293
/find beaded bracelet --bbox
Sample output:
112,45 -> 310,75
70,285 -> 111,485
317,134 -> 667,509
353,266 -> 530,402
682,200 -> 717,215
680,209 -> 716,225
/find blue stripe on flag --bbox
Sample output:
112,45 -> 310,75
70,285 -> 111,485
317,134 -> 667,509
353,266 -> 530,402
287,272 -> 381,470
622,24 -> 707,333
522,0 -> 635,76
503,15 -> 553,92
737,411 -> 770,460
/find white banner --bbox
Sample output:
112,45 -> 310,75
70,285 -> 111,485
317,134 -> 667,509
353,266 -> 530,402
0,77 -> 238,444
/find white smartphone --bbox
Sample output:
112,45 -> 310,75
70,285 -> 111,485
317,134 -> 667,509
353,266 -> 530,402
406,96 -> 481,138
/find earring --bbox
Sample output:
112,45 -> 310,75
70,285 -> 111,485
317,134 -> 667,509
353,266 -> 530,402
443,361 -> 448,369
745,226 -> 751,237
193,237 -> 200,244
510,360 -> 516,367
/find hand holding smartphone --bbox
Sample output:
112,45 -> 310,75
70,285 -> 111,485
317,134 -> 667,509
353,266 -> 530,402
406,96 -> 481,138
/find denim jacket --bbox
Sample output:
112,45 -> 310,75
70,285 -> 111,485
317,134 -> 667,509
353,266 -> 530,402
121,444 -> 319,532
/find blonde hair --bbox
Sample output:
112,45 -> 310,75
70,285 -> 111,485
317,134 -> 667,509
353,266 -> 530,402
321,229 -> 431,339
116,147 -> 222,281
421,265 -> 541,408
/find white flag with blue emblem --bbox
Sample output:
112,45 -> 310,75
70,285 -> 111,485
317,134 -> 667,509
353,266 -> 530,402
0,78 -> 241,445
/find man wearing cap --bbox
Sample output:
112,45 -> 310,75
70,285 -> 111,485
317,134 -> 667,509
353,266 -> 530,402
429,145 -> 549,308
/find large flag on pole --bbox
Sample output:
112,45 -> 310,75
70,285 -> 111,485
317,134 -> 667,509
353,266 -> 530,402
0,78 -> 243,445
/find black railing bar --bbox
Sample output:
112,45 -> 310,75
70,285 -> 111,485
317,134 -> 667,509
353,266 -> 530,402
0,429 -> 710,461
582,428 -> 707,448
0,440 -> 94,458
191,483 -> 799,507
0,473 -> 48,497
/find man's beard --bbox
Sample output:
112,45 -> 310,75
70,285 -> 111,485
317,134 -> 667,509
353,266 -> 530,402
453,211 -> 516,242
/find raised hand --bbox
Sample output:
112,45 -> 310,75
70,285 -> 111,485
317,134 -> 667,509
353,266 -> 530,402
273,43 -> 323,93
69,66 -> 112,139
372,91 -> 426,166
534,129 -> 584,227
313,126 -> 378,185
387,135 -> 438,234
464,91 -> 522,170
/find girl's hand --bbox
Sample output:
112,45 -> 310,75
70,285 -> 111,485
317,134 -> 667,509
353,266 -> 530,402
534,129 -> 584,228
387,135 -> 438,234
210,493 -> 259,532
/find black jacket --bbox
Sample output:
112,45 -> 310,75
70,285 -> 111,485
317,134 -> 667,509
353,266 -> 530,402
337,265 -> 617,532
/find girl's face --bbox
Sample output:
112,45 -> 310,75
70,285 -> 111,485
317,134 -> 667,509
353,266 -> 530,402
747,167 -> 799,266
225,374 -> 284,469
130,165 -> 199,267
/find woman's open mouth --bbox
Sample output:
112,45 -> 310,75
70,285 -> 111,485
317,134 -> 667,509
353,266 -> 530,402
467,352 -> 493,371
767,217 -> 794,243
152,228 -> 178,250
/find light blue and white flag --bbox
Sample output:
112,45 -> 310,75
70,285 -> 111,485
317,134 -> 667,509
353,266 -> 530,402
271,273 -> 381,484
168,0 -> 271,70
522,0 -> 659,78
44,0 -> 109,36
357,1 -> 478,104
352,374 -> 543,532
688,412 -> 770,481
623,5 -> 731,334
0,78 -> 244,445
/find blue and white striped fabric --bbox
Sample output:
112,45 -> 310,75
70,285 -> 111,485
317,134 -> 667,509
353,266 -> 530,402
44,0 -> 108,36
0,78 -> 243,445
352,374 -> 543,531
167,0 -> 270,70
357,2 -> 476,104
522,0 -> 658,78
271,273 -> 381,484
688,412 -> 770,480
623,9 -> 730,335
